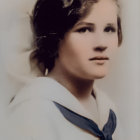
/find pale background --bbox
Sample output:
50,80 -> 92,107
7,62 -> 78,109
0,0 -> 140,139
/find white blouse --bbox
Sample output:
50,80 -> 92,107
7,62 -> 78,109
6,77 -> 123,140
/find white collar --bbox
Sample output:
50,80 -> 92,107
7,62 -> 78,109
9,77 -> 115,129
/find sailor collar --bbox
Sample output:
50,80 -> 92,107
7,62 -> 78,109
9,77 -> 116,130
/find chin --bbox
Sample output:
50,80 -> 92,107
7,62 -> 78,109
89,70 -> 108,80
81,72 -> 107,81
85,63 -> 109,80
94,74 -> 106,79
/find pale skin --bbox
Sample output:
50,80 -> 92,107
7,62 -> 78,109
48,0 -> 119,123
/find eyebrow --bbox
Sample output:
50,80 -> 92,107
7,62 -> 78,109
75,22 -> 95,27
106,23 -> 117,26
75,22 -> 117,27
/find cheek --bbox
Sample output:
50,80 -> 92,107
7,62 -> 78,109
107,35 -> 119,57
62,35 -> 90,58
59,38 -> 81,62
58,35 -> 90,68
108,34 -> 118,47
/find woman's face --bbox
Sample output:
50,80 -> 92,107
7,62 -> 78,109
55,0 -> 119,80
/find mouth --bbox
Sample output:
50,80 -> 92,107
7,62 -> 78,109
89,56 -> 109,61
89,56 -> 109,65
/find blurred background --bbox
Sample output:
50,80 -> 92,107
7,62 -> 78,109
0,0 -> 140,139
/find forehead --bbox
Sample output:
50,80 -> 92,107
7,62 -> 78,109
80,0 -> 118,23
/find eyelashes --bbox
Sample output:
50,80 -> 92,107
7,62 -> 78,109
104,26 -> 116,33
76,27 -> 94,33
75,26 -> 117,33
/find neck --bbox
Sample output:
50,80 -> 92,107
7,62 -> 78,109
47,65 -> 94,100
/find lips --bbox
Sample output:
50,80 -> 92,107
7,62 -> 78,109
89,56 -> 109,61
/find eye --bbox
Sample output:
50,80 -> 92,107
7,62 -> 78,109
76,27 -> 94,33
104,26 -> 116,33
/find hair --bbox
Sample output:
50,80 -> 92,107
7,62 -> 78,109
30,0 -> 122,75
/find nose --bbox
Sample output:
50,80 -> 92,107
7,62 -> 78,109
94,46 -> 107,52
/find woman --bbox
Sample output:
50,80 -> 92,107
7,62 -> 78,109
8,0 -> 123,139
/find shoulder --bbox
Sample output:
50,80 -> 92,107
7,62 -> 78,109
8,98 -> 59,140
8,77 -> 60,139
9,77 -> 55,107
8,77 -> 58,119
